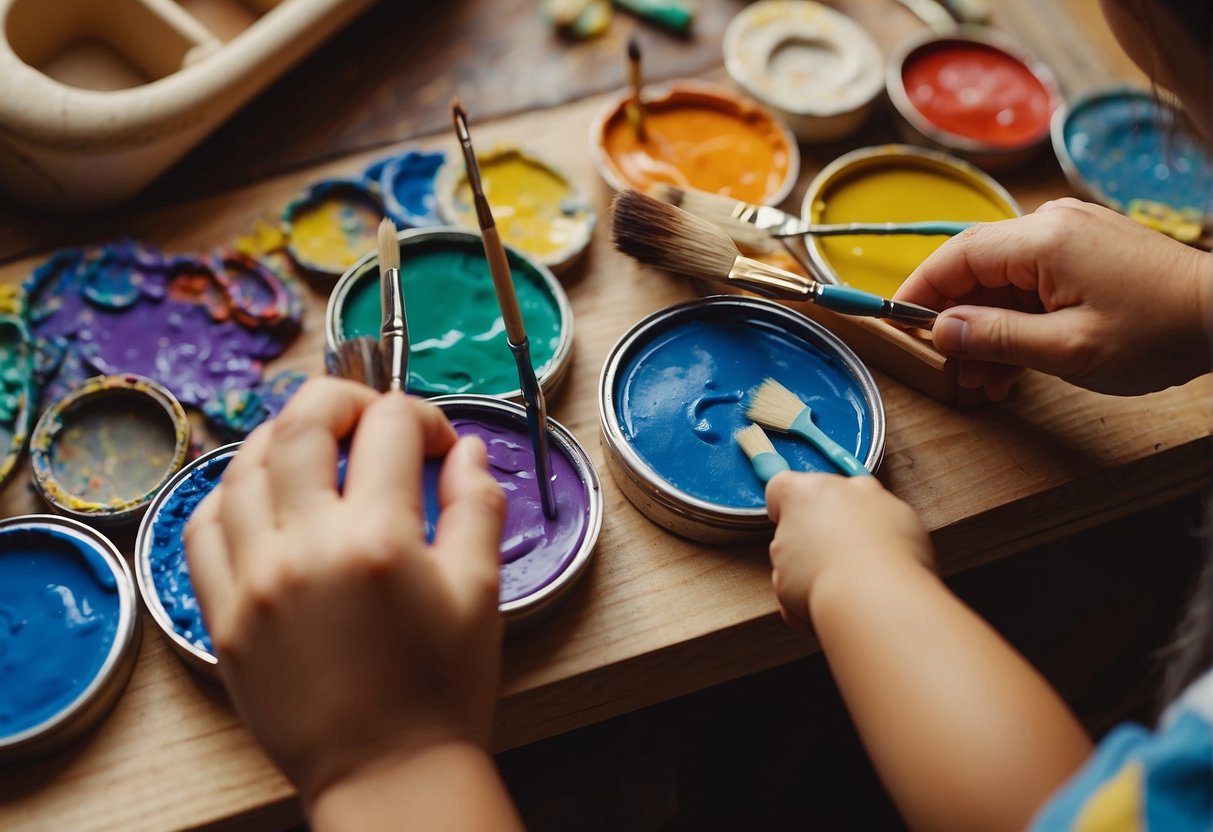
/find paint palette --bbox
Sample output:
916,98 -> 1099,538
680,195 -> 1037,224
0,0 -> 377,210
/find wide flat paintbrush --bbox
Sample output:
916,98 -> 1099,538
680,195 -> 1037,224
650,183 -> 975,241
745,378 -> 869,477
452,98 -> 558,520
378,216 -> 408,392
611,189 -> 939,329
734,423 -> 790,484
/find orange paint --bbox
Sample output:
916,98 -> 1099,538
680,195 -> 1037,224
599,88 -> 793,203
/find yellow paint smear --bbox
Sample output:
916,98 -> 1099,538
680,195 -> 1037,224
288,198 -> 380,274
812,164 -> 1016,297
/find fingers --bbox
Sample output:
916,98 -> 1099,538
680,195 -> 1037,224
431,436 -> 506,603
933,305 -> 1094,381
217,422 -> 278,570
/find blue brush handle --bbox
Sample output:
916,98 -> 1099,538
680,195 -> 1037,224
750,451 -> 790,483
814,284 -> 887,317
789,411 -> 870,477
810,220 -> 974,236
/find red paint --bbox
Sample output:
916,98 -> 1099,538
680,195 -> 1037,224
902,41 -> 1052,148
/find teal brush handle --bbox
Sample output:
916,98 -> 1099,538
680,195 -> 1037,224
750,451 -> 790,483
789,411 -> 870,477
812,220 -> 974,236
813,284 -> 938,328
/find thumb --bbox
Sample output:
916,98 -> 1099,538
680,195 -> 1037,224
933,305 -> 1089,379
432,436 -> 506,601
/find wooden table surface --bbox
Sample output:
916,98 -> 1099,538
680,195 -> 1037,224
2,1 -> 1208,830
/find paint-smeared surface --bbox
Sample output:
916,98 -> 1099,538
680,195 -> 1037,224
0,526 -> 120,738
599,89 -> 792,203
1061,89 -> 1213,215
338,238 -> 563,396
445,148 -> 593,262
283,180 -> 385,277
376,150 -> 445,229
422,415 -> 591,603
811,157 -> 1017,297
616,317 -> 871,508
202,369 -> 307,440
0,315 -> 35,490
146,452 -> 230,654
903,40 -> 1052,148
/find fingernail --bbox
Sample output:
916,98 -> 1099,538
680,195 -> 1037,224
933,315 -> 968,354
458,435 -> 488,469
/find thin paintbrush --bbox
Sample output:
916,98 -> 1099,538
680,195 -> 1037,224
650,183 -> 975,240
611,189 -> 940,329
378,216 -> 408,392
452,98 -> 558,520
626,36 -> 646,141
734,423 -> 790,484
745,378 -> 870,478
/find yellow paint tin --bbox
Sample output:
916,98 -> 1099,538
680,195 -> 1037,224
801,145 -> 1020,298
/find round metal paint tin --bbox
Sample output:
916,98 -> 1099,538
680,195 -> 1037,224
801,145 -> 1021,298
0,515 -> 140,757
135,442 -> 240,675
887,26 -> 1061,170
1052,86 -> 1213,233
29,374 -> 191,529
325,227 -> 575,401
282,178 -> 387,280
433,145 -> 596,274
599,296 -> 885,544
723,0 -> 884,143
589,80 -> 800,207
428,396 -> 603,629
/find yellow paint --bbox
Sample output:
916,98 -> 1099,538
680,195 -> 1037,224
450,151 -> 589,260
235,219 -> 286,258
1074,760 -> 1143,832
811,161 -> 1016,297
601,91 -> 792,204
287,197 -> 380,274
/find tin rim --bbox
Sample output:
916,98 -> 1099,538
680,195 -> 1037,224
0,514 -> 139,754
598,296 -> 885,532
428,395 -> 603,623
800,144 -> 1022,287
432,144 -> 597,274
886,25 -> 1062,158
29,373 -> 191,528
281,178 -> 387,280
325,227 -> 575,402
135,442 -> 243,673
587,79 -> 801,208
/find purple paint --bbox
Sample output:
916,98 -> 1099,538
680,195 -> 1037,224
422,415 -> 591,604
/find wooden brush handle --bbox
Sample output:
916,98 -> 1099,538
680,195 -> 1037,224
480,223 -> 527,344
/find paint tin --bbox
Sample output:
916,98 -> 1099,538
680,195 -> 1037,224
0,313 -> 36,493
801,145 -> 1021,298
434,145 -> 596,274
29,374 -> 191,528
282,178 -> 387,280
722,0 -> 884,143
427,396 -> 603,628
1052,86 -> 1213,231
0,514 -> 140,757
369,149 -> 446,229
135,442 -> 238,674
887,27 -> 1061,170
589,80 -> 799,206
599,296 -> 884,543
325,228 -> 574,400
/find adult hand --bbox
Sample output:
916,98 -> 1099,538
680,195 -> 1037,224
184,377 -> 507,808
764,472 -> 934,631
895,198 -> 1212,400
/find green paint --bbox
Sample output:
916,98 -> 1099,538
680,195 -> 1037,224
339,239 -> 564,396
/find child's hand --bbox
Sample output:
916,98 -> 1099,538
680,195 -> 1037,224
184,378 -> 507,807
895,198 -> 1212,400
764,473 -> 934,630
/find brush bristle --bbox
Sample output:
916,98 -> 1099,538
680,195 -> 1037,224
627,36 -> 641,62
334,336 -> 386,391
734,423 -> 777,459
611,189 -> 741,278
647,184 -> 778,254
378,217 -> 400,273
745,378 -> 807,432
451,97 -> 467,122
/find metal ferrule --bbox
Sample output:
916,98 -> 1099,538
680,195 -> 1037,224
725,256 -> 813,300
883,298 -> 940,328
508,337 -> 558,520
379,266 -> 409,392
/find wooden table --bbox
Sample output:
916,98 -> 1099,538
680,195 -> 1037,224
2,1 -> 1208,829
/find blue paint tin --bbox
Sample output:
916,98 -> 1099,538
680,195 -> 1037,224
0,515 -> 140,756
599,296 -> 884,542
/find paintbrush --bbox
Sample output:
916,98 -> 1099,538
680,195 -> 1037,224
334,334 -> 387,391
611,189 -> 940,329
734,423 -> 790,484
626,36 -> 647,141
745,378 -> 870,478
650,184 -> 975,241
452,98 -> 558,520
377,217 -> 408,392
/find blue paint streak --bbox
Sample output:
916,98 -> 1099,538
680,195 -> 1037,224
0,527 -> 120,737
616,318 -> 872,508
378,151 -> 445,229
1064,90 -> 1213,213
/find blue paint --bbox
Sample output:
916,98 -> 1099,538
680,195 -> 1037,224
147,453 -> 231,654
616,317 -> 872,508
1063,89 -> 1213,214
379,151 -> 445,229
0,526 -> 120,737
